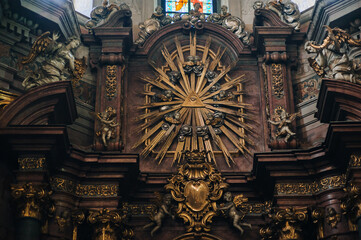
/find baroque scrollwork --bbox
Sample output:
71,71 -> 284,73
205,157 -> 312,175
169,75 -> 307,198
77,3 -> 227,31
255,0 -> 300,30
85,0 -> 131,29
21,32 -> 85,90
0,89 -> 18,110
18,156 -> 45,170
51,177 -> 118,197
165,150 -> 228,232
208,5 -> 250,45
341,183 -> 361,224
306,26 -> 361,84
275,175 -> 346,195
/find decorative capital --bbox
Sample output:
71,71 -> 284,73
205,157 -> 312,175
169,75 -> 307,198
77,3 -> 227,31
88,208 -> 133,240
260,207 -> 308,240
11,183 -> 54,220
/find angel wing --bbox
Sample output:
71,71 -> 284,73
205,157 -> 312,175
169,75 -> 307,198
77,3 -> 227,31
21,31 -> 55,65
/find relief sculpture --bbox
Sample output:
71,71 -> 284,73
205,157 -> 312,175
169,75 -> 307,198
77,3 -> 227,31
21,32 -> 86,90
306,26 -> 361,84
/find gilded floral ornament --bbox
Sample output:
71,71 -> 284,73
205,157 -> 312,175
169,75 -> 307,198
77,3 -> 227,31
341,183 -> 361,224
165,150 -> 228,232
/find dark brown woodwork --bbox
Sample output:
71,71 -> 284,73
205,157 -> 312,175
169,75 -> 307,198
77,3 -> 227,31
0,81 -> 77,127
316,79 -> 361,122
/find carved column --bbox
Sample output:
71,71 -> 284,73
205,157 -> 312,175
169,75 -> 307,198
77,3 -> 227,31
83,9 -> 132,151
11,183 -> 54,240
87,208 -> 133,240
254,9 -> 304,150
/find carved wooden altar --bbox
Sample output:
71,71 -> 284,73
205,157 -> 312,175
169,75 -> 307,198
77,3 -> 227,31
0,1 -> 361,240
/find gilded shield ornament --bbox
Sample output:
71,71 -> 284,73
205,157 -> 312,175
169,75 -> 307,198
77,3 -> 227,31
184,181 -> 209,212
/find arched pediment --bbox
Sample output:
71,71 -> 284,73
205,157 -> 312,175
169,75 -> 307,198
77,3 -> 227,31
0,81 -> 77,127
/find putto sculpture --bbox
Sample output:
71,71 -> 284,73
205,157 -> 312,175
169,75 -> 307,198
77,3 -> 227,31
94,107 -> 119,147
268,107 -> 298,143
306,26 -> 361,84
143,193 -> 174,237
218,192 -> 252,235
21,32 -> 86,90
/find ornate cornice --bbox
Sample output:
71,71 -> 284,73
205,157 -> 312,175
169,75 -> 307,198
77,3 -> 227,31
275,175 -> 346,195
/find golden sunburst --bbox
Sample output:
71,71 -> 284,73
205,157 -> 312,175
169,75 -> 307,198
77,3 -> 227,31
133,33 -> 253,166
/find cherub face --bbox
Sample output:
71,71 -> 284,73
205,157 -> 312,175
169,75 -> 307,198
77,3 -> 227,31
155,6 -> 163,14
69,39 -> 80,49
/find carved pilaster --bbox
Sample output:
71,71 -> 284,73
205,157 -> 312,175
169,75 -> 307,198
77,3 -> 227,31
82,5 -> 132,151
88,208 -> 133,240
254,8 -> 305,150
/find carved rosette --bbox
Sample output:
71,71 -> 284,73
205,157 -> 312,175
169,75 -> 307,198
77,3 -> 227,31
88,208 -> 133,240
165,151 -> 228,232
11,183 -> 55,220
260,207 -> 308,240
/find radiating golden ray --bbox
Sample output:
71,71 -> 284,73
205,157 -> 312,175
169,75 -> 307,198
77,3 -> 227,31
140,129 -> 167,158
195,108 -> 214,163
202,36 -> 212,64
132,121 -> 164,149
200,75 -> 245,100
137,100 -> 183,109
219,125 -> 246,155
138,33 -> 254,166
226,115 -> 253,131
176,57 -> 191,93
203,100 -> 251,108
209,47 -> 226,71
205,104 -> 248,118
200,109 -> 233,166
156,108 -> 190,163
198,64 -> 235,97
195,59 -> 210,94
175,36 -> 184,63
161,44 -> 178,71
223,120 -> 254,145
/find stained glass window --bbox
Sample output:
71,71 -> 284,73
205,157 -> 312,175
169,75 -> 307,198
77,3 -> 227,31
164,0 -> 215,15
